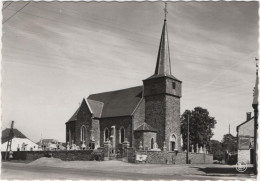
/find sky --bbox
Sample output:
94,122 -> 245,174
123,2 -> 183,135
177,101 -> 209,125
2,1 -> 259,143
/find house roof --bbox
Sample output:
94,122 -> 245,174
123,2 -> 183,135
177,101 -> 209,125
2,128 -> 27,144
135,122 -> 157,132
236,117 -> 254,132
67,107 -> 80,123
88,86 -> 143,118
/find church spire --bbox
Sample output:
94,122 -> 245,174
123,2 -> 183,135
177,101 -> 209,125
154,3 -> 171,75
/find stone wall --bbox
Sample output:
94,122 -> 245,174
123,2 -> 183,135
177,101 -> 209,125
1,150 -> 102,161
165,95 -> 181,151
92,118 -> 100,146
143,132 -> 157,150
144,94 -> 166,150
137,151 -> 177,164
74,100 -> 93,146
133,150 -> 213,164
238,149 -> 251,164
133,99 -> 145,130
99,116 -> 132,148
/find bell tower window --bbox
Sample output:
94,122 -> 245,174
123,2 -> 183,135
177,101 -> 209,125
172,82 -> 176,89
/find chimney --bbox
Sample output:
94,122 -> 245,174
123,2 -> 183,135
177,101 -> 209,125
246,112 -> 251,121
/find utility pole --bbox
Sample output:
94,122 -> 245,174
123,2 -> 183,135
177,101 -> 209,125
5,121 -> 14,161
229,124 -> 230,134
252,57 -> 258,174
186,113 -> 190,164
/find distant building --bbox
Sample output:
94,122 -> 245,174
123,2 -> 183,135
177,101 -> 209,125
37,139 -> 65,150
1,128 -> 38,151
65,18 -> 182,152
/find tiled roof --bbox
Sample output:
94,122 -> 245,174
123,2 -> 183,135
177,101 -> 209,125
135,122 -> 157,132
88,86 -> 143,118
87,99 -> 104,118
2,128 -> 27,144
67,107 -> 80,122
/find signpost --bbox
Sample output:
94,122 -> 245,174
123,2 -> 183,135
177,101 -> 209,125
186,113 -> 190,164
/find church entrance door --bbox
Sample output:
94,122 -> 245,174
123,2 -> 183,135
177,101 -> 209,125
170,141 -> 175,151
169,134 -> 177,151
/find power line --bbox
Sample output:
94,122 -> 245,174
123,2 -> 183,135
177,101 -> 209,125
2,1 -> 12,11
3,2 -> 30,24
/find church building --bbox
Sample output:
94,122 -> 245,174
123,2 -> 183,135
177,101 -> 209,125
66,17 -> 182,152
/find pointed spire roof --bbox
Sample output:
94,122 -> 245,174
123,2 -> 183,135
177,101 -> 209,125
145,19 -> 180,82
155,19 -> 171,75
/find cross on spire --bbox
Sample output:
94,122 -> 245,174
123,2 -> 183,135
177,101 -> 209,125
164,2 -> 168,21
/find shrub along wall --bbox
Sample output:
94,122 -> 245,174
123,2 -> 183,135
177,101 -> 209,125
2,149 -> 104,161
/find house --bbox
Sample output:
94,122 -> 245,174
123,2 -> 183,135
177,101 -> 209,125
66,18 -> 182,152
1,128 -> 38,151
236,66 -> 258,164
237,113 -> 255,164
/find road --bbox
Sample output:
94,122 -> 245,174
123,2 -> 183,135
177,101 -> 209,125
2,162 -> 256,180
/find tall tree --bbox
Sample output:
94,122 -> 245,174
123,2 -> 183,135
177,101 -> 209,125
209,140 -> 224,161
181,107 -> 217,152
222,133 -> 237,154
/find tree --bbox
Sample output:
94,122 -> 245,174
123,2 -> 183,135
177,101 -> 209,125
222,133 -> 237,154
181,107 -> 217,152
209,140 -> 224,161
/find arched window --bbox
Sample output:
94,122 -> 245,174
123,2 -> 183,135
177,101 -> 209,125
151,138 -> 154,149
104,128 -> 109,142
81,125 -> 86,142
119,127 -> 125,143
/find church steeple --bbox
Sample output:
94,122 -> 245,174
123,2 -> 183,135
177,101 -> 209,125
154,3 -> 171,76
155,20 -> 171,75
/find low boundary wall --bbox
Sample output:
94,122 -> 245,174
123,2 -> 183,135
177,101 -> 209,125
131,150 -> 213,164
2,150 -> 104,161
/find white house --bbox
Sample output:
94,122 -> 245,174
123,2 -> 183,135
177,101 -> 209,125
1,128 -> 39,151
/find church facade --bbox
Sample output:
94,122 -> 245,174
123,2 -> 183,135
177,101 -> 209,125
66,18 -> 182,152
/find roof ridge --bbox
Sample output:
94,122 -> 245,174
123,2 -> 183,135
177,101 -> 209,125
88,85 -> 143,97
86,98 -> 104,105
